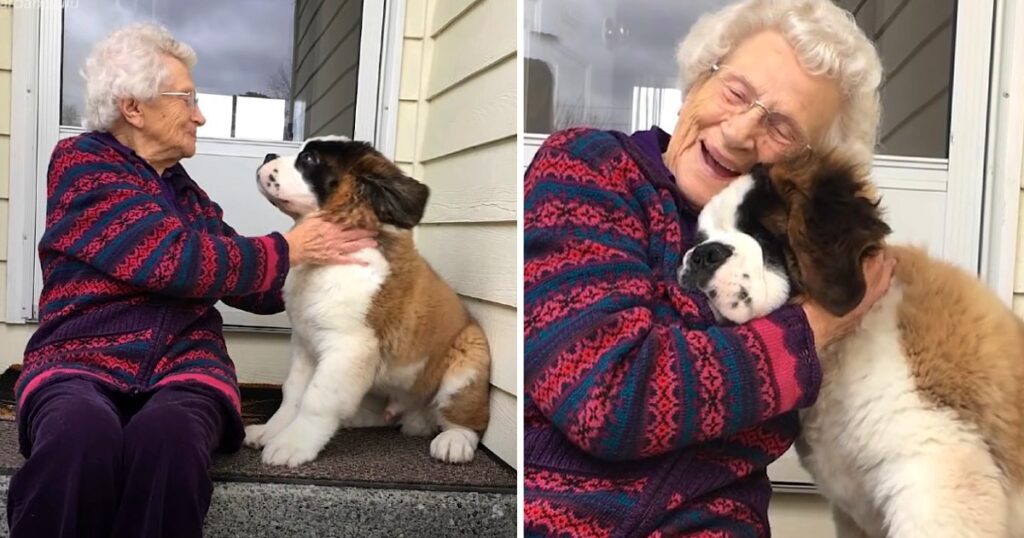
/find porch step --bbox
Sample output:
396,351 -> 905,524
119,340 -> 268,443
0,375 -> 517,537
0,421 -> 516,537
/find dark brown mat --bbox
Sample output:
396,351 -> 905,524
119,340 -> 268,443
0,368 -> 515,493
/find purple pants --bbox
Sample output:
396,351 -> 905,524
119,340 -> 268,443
7,377 -> 231,538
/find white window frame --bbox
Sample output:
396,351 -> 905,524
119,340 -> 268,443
523,1 -> 997,278
6,0 -> 405,325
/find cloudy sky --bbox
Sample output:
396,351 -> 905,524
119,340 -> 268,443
62,0 -> 296,119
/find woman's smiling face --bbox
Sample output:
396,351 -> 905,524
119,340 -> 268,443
664,30 -> 842,209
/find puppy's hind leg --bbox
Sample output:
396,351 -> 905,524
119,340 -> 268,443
244,336 -> 315,448
430,323 -> 491,464
262,331 -> 378,467
338,393 -> 392,428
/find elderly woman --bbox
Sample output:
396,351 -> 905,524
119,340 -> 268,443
6,24 -> 373,537
523,0 -> 896,535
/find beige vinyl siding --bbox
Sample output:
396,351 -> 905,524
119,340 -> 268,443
292,0 -> 362,138
0,4 -> 41,369
398,0 -> 516,467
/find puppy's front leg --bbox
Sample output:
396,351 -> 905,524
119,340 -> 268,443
880,447 -> 1007,538
832,506 -> 876,538
261,333 -> 378,467
244,336 -> 315,449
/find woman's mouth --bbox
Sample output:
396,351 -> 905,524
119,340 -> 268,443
700,141 -> 741,180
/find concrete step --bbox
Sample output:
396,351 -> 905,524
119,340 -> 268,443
0,418 -> 516,537
0,476 -> 515,537
0,374 -> 517,536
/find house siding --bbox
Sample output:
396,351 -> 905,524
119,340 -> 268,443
396,0 -> 517,467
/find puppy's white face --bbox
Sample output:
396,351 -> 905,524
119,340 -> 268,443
256,135 -> 351,220
677,175 -> 792,324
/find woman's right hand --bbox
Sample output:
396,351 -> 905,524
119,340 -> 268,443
283,215 -> 378,266
802,251 -> 896,351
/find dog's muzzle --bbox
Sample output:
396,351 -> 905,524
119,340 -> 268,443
678,241 -> 733,290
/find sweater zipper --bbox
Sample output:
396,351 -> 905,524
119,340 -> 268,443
156,174 -> 189,224
134,306 -> 170,394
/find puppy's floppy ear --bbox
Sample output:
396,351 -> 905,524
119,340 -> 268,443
358,171 -> 430,228
786,155 -> 891,316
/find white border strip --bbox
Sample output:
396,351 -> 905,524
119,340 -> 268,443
6,6 -> 41,323
981,0 -> 1024,304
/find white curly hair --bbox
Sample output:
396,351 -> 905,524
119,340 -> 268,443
81,23 -> 197,131
676,0 -> 883,162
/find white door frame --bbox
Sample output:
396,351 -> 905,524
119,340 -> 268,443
6,0 -> 405,323
981,0 -> 1024,306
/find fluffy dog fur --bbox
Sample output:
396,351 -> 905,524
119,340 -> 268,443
678,153 -> 1024,537
244,136 -> 491,466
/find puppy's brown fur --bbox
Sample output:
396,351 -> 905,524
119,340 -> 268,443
762,152 -> 1024,485
316,145 -> 491,435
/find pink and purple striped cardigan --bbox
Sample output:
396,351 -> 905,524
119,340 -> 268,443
524,127 -> 822,537
17,131 -> 289,453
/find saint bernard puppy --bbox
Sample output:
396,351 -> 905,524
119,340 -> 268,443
243,136 -> 491,466
678,153 -> 1024,537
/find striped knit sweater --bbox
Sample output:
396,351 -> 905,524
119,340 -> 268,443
17,131 -> 289,454
524,127 -> 822,537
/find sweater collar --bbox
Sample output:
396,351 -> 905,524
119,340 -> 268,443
626,126 -> 700,218
88,131 -> 191,189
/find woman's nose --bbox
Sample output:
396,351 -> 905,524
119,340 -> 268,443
263,153 -> 279,165
720,108 -> 760,150
192,104 -> 206,127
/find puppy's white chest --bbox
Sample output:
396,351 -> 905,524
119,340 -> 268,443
283,248 -> 389,335
797,287 -> 989,534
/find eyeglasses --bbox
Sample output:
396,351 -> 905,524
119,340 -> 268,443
709,64 -> 812,156
159,90 -> 200,110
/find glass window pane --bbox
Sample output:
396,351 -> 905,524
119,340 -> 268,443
61,0 -> 296,140
523,0 -> 956,159
291,0 -> 364,140
838,0 -> 956,158
60,0 -> 366,142
524,0 -> 721,135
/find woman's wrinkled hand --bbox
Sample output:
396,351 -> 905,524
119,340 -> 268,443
283,215 -> 377,266
802,250 -> 896,351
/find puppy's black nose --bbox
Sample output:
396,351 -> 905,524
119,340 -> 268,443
263,153 -> 279,165
689,242 -> 733,270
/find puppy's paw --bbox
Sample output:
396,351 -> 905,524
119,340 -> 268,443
709,280 -> 757,324
429,428 -> 478,464
261,426 -> 322,467
244,423 -> 271,449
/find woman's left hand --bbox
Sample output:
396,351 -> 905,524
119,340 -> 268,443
284,216 -> 378,266
802,250 -> 896,350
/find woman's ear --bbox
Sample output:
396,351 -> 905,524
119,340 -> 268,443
786,158 -> 891,316
118,97 -> 145,129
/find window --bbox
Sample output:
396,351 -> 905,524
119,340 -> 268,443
59,0 -> 371,143
839,0 -> 956,158
61,0 -> 299,141
524,0 -> 956,158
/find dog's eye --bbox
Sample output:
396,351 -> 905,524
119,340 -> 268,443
297,151 -> 319,169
